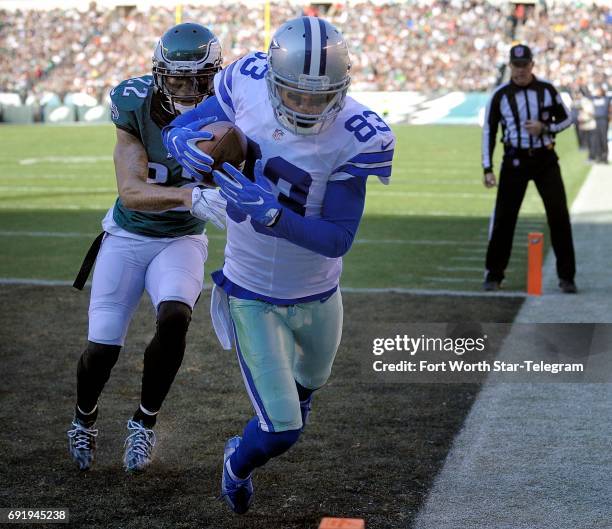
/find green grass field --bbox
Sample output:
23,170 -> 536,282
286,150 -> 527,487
0,123 -> 589,291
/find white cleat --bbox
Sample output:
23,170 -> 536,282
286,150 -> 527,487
67,419 -> 98,471
123,419 -> 156,472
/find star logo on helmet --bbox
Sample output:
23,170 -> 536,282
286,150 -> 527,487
272,128 -> 285,141
270,39 -> 280,49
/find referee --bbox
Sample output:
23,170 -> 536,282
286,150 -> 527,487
482,44 -> 577,293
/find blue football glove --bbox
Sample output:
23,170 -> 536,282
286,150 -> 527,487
213,160 -> 281,227
162,116 -> 217,180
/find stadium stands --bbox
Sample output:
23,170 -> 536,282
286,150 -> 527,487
0,1 -> 609,123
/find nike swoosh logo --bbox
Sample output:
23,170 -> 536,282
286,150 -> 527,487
381,140 -> 393,150
242,197 -> 264,206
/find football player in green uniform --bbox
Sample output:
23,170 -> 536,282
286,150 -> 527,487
67,23 -> 225,472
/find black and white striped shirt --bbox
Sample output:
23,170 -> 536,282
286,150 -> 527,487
481,77 -> 572,172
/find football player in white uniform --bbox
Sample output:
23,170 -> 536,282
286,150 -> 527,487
67,23 -> 226,473
163,16 -> 394,513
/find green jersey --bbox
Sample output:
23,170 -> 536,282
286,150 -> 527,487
109,75 -> 205,238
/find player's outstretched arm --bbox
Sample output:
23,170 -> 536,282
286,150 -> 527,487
270,176 -> 366,258
114,128 -> 192,211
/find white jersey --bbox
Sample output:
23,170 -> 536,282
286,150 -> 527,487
214,52 -> 395,300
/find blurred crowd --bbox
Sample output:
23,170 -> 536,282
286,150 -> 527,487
0,1 -> 610,103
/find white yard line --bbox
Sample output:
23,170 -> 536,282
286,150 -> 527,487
0,230 -> 226,241
450,256 -> 486,262
18,156 -> 112,165
0,231 -> 489,247
366,190 -> 490,199
0,186 -> 115,192
436,266 -> 485,272
0,279 -> 527,299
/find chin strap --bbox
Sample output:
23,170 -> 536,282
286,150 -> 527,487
173,101 -> 197,114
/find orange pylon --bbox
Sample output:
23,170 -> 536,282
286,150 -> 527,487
527,232 -> 543,295
319,518 -> 365,529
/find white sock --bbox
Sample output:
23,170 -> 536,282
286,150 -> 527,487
139,404 -> 158,416
77,404 -> 98,416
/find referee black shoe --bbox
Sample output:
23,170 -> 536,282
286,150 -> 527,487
483,280 -> 501,291
559,280 -> 577,294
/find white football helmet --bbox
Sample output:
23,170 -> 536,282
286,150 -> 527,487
266,17 -> 351,135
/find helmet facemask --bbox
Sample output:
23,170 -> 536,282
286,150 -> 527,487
153,67 -> 218,114
266,71 -> 350,135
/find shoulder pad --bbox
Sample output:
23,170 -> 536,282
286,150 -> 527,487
235,51 -> 269,81
214,52 -> 268,119
110,75 -> 155,112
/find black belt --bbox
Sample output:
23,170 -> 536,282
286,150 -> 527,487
504,144 -> 555,157
73,231 -> 105,290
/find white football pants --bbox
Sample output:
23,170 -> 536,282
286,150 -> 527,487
88,233 -> 208,346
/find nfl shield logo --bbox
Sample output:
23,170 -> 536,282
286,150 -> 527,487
273,128 -> 285,141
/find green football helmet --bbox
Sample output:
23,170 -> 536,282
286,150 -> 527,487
152,23 -> 222,114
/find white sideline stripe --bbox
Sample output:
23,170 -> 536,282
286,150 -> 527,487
341,287 -> 526,298
423,277 -> 483,284
436,266 -> 515,273
0,278 -> 527,298
436,266 -> 483,272
413,164 -> 612,529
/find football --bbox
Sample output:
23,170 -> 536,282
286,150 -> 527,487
195,121 -> 248,187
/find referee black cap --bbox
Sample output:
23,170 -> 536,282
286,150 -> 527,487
509,44 -> 533,65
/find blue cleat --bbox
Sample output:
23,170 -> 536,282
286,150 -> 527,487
123,419 -> 156,472
220,436 -> 253,514
67,419 -> 98,471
